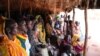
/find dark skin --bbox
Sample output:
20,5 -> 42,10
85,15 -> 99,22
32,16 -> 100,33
26,20 -> 33,30
0,17 -> 4,41
18,20 -> 27,34
0,35 -> 4,42
7,23 -> 18,41
0,20 -> 18,41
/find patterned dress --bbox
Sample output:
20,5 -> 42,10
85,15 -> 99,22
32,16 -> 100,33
17,34 -> 31,56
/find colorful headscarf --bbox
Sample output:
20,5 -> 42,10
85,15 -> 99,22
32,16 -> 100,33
35,15 -> 41,22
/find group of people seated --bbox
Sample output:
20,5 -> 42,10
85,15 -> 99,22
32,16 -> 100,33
0,14 -> 83,56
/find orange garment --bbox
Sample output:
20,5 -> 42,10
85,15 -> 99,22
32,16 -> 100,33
16,33 -> 31,56
16,33 -> 27,49
0,35 -> 27,56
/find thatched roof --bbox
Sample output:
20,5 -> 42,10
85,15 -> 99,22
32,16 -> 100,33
79,0 -> 100,9
0,0 -> 100,16
0,0 -> 81,13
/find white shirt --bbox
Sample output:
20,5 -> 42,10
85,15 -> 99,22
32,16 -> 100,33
25,36 -> 31,56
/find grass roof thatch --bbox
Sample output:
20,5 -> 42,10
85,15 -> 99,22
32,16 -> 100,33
0,0 -> 81,14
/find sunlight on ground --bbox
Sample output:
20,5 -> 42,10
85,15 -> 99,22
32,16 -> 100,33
69,8 -> 100,56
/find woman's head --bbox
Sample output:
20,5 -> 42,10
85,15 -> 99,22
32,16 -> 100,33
17,19 -> 27,33
75,21 -> 80,26
5,19 -> 18,35
26,19 -> 33,30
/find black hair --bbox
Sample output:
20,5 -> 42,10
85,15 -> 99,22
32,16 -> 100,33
67,15 -> 70,20
25,19 -> 32,25
75,21 -> 80,26
17,19 -> 25,26
5,19 -> 16,36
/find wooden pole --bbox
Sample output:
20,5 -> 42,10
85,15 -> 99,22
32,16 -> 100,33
8,0 -> 10,19
54,0 -> 56,16
30,1 -> 32,15
94,0 -> 97,8
72,8 -> 75,22
20,0 -> 23,16
83,0 -> 89,56
60,0 -> 63,11
72,7 -> 75,39
48,0 -> 50,9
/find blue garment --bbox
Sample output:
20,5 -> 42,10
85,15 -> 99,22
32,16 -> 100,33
54,21 -> 61,30
27,30 -> 36,56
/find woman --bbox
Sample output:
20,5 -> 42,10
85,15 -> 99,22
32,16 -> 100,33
35,15 -> 49,56
72,21 -> 83,56
26,19 -> 36,56
17,19 -> 31,56
0,19 -> 27,56
35,15 -> 46,45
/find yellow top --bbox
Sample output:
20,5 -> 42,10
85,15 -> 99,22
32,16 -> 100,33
37,23 -> 46,45
72,34 -> 80,46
